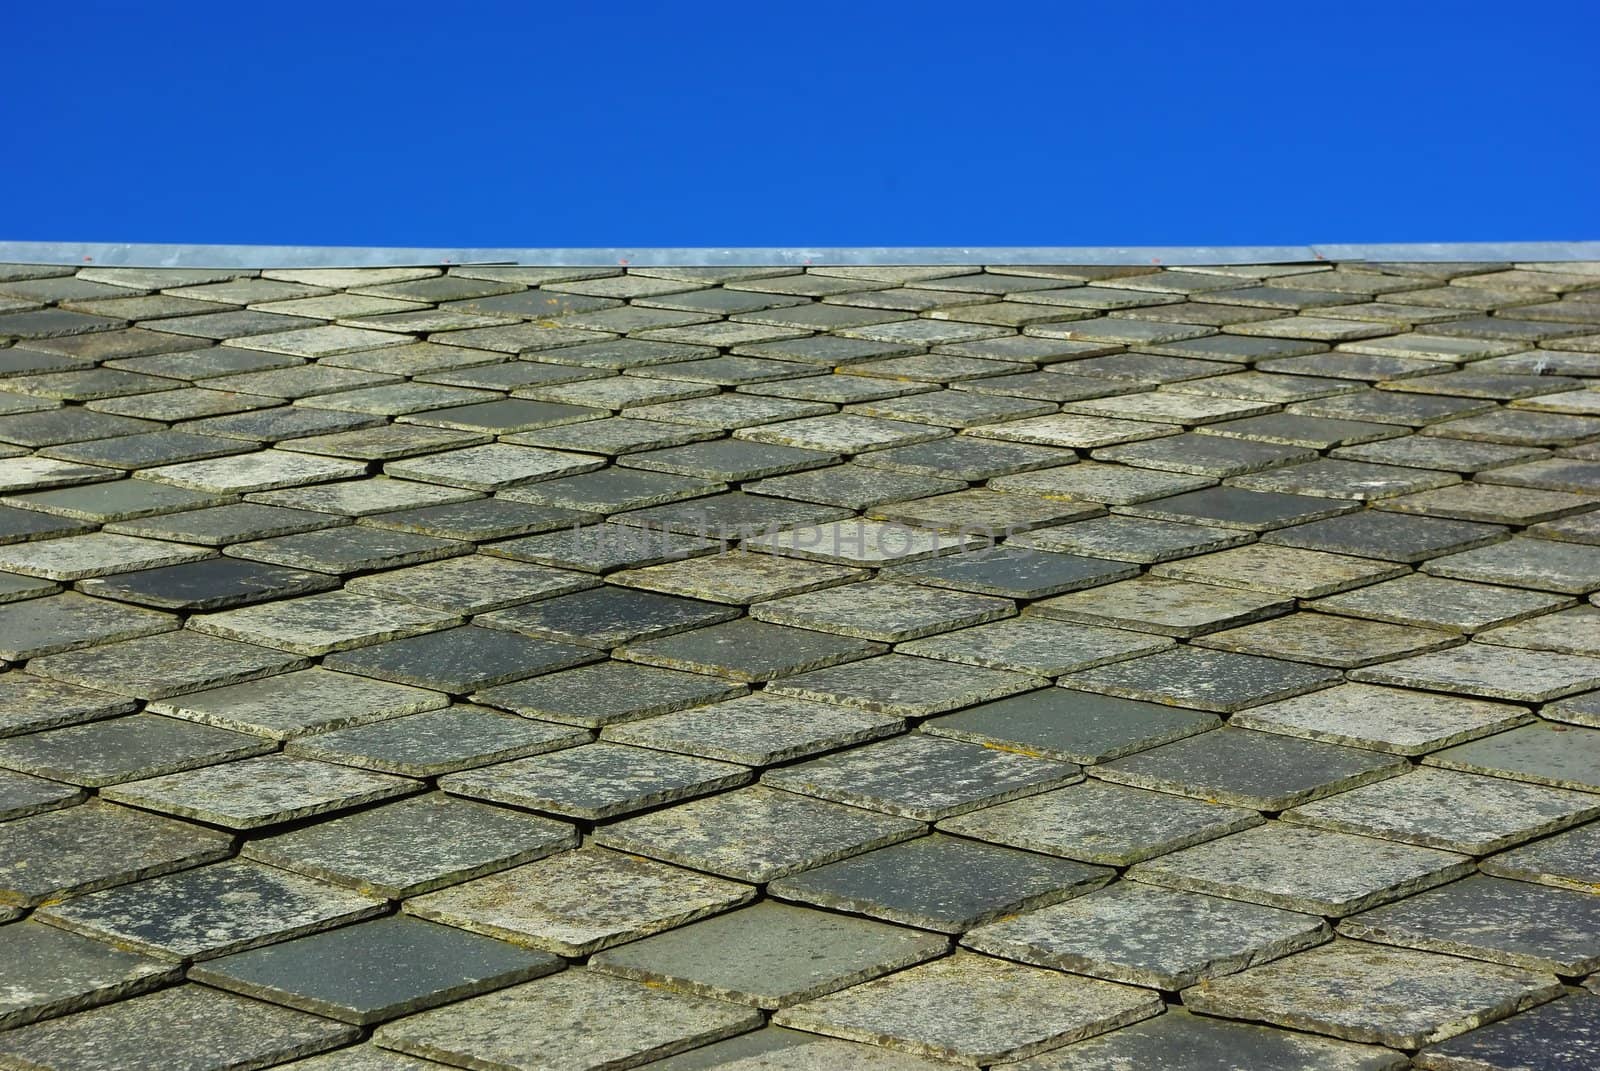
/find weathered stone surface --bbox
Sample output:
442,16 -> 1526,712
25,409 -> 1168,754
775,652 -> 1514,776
0,713 -> 272,786
440,742 -> 749,820
1060,647 -> 1341,712
629,1027 -> 958,1071
1184,939 -> 1562,1049
770,833 -> 1111,933
1232,683 -> 1532,754
589,901 -> 949,1009
1133,822 -> 1474,916
148,667 -> 446,739
373,972 -> 762,1071
405,846 -> 754,956
593,784 -> 924,883
1285,767 -> 1600,854
940,780 -> 1262,866
1423,722 -> 1600,791
478,584 -> 738,647
1034,575 -> 1291,637
604,693 -> 900,766
0,800 -> 231,907
1351,643 -> 1600,701
0,672 -> 135,739
243,788 -> 571,895
772,951 -> 1161,1066
37,859 -> 385,961
25,629 -> 308,698
763,732 -> 1077,820
0,922 -> 181,1029
922,686 -> 1216,764
0,767 -> 83,820
0,985 -> 358,1071
764,654 -> 1043,716
966,882 -> 1330,989
189,915 -> 563,1025
1012,1008 -> 1407,1071
1478,821 -> 1600,893
102,755 -> 421,830
1339,874 -> 1600,974
617,618 -> 883,681
1412,992 -> 1600,1071
190,591 -> 461,655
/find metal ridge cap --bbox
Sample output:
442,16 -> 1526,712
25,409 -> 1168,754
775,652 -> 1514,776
0,239 -> 1596,268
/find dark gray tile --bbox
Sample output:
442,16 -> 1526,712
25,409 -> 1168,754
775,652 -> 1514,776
922,687 -> 1219,765
323,625 -> 602,692
478,586 -> 739,648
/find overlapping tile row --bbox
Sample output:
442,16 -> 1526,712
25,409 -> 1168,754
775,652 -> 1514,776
0,259 -> 1598,1069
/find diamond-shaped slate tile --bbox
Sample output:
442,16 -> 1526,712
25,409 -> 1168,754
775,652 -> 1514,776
102,754 -> 420,830
610,548 -> 865,604
966,881 -> 1329,990
189,915 -> 563,1025
886,545 -> 1137,598
616,617 -> 883,682
0,801 -> 232,907
0,713 -> 272,787
1231,683 -> 1533,755
764,654 -> 1042,716
1412,993 -> 1600,1071
1286,766 -> 1600,854
1120,486 -> 1358,531
1350,643 -> 1600,701
0,921 -> 181,1030
284,705 -> 588,776
36,858 -> 385,961
1184,939 -> 1560,1049
588,901 -> 949,1009
77,555 -> 337,610
603,693 -> 901,766
0,985 -> 358,1071
478,585 -> 738,648
25,629 -> 308,698
243,792 -> 575,899
898,616 -> 1172,676
751,581 -> 1014,642
322,624 -> 601,692
1061,647 -> 1341,712
440,742 -> 750,820
762,732 -> 1076,821
473,660 -> 745,727
1263,509 -> 1507,563
0,672 -> 135,739
0,531 -> 212,580
372,972 -> 762,1071
1423,722 -> 1600,792
1313,574 -> 1573,634
769,832 -> 1111,933
0,767 -> 83,820
771,950 -> 1161,1066
921,684 -> 1217,763
1033,575 -> 1289,637
190,591 -> 461,655
148,666 -> 445,740
1132,821 -> 1474,916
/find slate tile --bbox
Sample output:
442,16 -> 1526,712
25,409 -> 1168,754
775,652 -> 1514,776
149,667 -> 446,740
30,629 -> 309,700
0,570 -> 58,602
617,618 -> 883,681
77,556 -> 337,610
399,398 -> 605,434
1232,683 -> 1532,755
1032,575 -> 1289,637
1264,509 -> 1506,563
0,986 -> 358,1071
105,502 -> 346,545
898,616 -> 1172,676
344,555 -> 597,614
0,767 -> 83,820
762,732 -> 1075,821
3,478 -> 231,521
229,526 -> 467,574
1118,485 -> 1359,531
603,692 -> 901,766
1335,434 -> 1550,474
323,625 -> 601,693
1197,612 -> 1462,669
588,901 -> 949,1009
1150,544 -> 1406,598
967,882 -> 1329,990
1423,722 -> 1600,792
372,972 -> 761,1071
0,592 -> 176,660
969,412 -> 1179,449
190,916 -> 563,1025
485,522 -> 720,574
628,393 -> 833,429
855,436 -> 1073,480
1012,513 -> 1251,563
0,713 -> 272,788
1132,821 -> 1474,916
501,467 -> 721,512
440,742 -> 749,820
614,491 -> 851,539
190,591 -> 461,655
610,549 -> 865,604
0,532 -> 212,581
765,653 -> 1042,717
187,406 -> 385,444
384,443 -> 602,491
478,585 -> 738,648
1014,1008 -> 1406,1071
1184,940 -> 1561,1049
1349,644 -> 1600,701
283,423 -> 489,460
0,672 -> 135,739
0,503 -> 93,544
141,450 -> 366,494
742,517 -> 986,566
1546,689 -> 1600,728
921,686 -> 1217,764
362,497 -> 592,542
0,921 -> 180,1030
1425,536 -> 1600,594
869,487 -> 1102,536
886,545 -> 1137,598
846,389 -> 1052,428
1094,431 -> 1316,477
506,415 -> 718,455
751,581 -> 1014,642
404,846 -> 755,956
1382,481 -> 1599,525
1312,574 -> 1573,633
1339,874 -> 1600,975
285,706 -> 588,776
1478,822 -> 1600,894
770,833 -> 1111,934
1412,993 -> 1600,1071
474,661 -> 745,728
627,1027 -> 959,1071
773,951 -> 1160,1066
244,793 -> 576,899
737,412 -> 948,451
103,754 -> 421,831
37,857 -> 387,964
0,457 -> 118,495
594,784 -> 926,884
1284,767 -> 1600,854
1061,647 -> 1341,713
249,476 -> 477,516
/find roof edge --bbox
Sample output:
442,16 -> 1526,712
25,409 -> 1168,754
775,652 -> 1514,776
2,240 -> 1598,269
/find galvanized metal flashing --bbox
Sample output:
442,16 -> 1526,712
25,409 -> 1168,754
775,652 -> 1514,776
2,240 -> 1598,268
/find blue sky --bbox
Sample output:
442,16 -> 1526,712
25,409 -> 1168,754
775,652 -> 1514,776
5,1 -> 1597,248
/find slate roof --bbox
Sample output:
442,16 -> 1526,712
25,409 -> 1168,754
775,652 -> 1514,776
0,256 -> 1598,1069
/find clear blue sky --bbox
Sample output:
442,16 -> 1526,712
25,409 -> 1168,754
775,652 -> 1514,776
6,1 -> 1597,248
